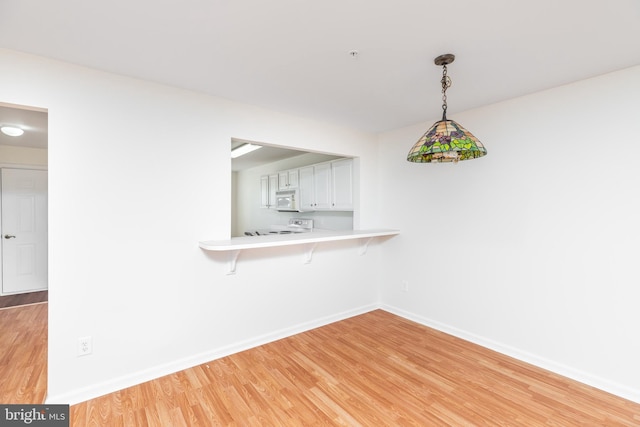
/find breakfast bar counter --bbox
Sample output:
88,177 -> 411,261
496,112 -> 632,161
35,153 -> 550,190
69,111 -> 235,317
199,229 -> 399,274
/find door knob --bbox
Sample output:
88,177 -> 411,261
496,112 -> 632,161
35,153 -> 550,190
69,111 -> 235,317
4,234 -> 16,239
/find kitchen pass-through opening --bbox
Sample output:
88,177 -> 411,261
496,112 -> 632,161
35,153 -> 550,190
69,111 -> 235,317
230,139 -> 356,238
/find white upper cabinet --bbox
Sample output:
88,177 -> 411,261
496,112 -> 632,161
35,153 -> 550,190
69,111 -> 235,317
278,169 -> 299,190
299,166 -> 315,211
260,173 -> 279,209
331,158 -> 353,211
297,159 -> 353,211
312,162 -> 332,210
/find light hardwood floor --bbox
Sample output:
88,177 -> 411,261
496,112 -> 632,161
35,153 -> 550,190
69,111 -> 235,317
2,305 -> 639,425
69,310 -> 640,426
0,302 -> 47,404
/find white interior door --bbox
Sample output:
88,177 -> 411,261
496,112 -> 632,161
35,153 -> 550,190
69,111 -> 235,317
1,168 -> 48,295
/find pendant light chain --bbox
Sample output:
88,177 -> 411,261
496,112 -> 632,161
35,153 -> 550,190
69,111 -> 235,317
441,63 -> 452,121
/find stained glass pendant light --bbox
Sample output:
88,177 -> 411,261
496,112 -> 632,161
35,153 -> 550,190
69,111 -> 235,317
407,54 -> 487,163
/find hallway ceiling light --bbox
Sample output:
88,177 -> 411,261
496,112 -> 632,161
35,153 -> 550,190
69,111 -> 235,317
1,126 -> 25,137
407,54 -> 487,163
231,143 -> 262,159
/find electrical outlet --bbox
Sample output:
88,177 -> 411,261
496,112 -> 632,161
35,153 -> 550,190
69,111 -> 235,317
401,281 -> 409,292
78,336 -> 93,356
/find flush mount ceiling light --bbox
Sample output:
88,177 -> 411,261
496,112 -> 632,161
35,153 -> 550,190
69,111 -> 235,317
407,54 -> 487,163
231,143 -> 262,159
1,126 -> 25,137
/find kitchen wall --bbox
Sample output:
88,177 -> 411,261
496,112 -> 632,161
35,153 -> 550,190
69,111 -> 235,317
377,65 -> 640,402
233,152 -> 353,236
0,48 -> 384,404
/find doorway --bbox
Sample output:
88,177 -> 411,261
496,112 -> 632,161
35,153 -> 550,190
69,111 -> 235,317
0,102 -> 48,404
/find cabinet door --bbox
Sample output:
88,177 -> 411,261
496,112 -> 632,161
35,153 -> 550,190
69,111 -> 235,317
278,171 -> 289,190
287,169 -> 299,188
268,174 -> 278,209
278,169 -> 299,189
298,166 -> 315,211
331,159 -> 353,210
313,162 -> 332,210
260,175 -> 270,208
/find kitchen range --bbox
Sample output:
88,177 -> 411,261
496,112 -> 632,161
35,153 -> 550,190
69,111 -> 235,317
244,218 -> 313,237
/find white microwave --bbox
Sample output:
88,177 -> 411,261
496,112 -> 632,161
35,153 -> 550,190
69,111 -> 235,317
275,189 -> 301,212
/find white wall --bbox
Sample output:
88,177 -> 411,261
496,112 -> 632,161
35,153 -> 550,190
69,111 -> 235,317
0,48 -> 384,404
0,145 -> 47,166
377,66 -> 640,402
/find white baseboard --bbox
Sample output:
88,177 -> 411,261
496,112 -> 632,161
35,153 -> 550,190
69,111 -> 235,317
380,304 -> 640,404
46,303 -> 379,405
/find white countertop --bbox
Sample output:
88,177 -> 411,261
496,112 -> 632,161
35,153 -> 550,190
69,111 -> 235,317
199,229 -> 399,251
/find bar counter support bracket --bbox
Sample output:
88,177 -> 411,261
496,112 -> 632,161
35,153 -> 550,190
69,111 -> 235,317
358,237 -> 374,256
228,250 -> 241,275
303,243 -> 317,264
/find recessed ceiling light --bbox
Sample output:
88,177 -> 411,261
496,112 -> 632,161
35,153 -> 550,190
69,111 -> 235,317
1,126 -> 25,137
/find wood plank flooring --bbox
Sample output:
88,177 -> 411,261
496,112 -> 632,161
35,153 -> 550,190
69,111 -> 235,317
70,310 -> 640,426
0,302 -> 47,404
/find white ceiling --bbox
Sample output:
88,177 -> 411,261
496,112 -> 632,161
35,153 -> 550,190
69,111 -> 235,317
1,0 -> 640,134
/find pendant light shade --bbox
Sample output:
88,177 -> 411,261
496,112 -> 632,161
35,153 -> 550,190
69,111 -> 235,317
407,54 -> 486,163
407,119 -> 486,163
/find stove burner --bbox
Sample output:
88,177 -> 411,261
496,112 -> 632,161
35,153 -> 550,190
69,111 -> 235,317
244,218 -> 313,237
